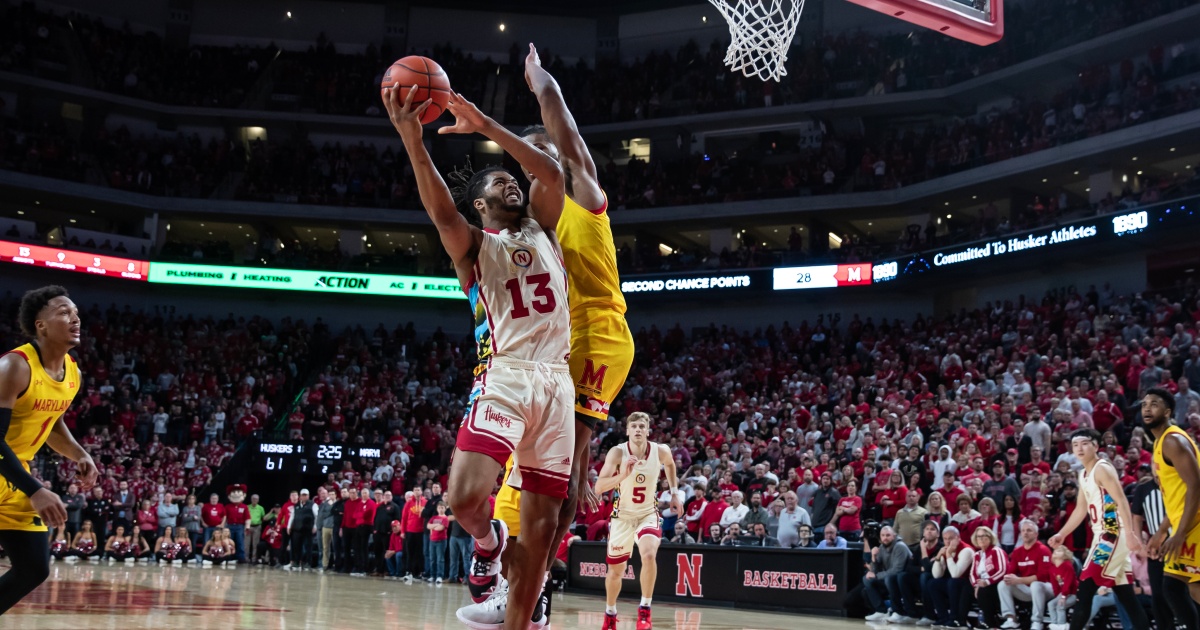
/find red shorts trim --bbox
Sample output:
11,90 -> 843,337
636,527 -> 661,539
456,400 -> 514,467
606,553 -> 631,565
517,466 -> 570,499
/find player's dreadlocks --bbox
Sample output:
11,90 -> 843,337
447,160 -> 508,228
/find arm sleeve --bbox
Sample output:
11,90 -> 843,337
0,408 -> 44,496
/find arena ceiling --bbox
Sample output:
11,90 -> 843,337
339,0 -> 699,17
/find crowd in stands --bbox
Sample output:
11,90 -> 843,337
0,293 -> 319,561
71,15 -> 275,108
4,0 -> 1193,122
7,272 -> 1200,628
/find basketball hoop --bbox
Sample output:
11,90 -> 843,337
707,0 -> 804,82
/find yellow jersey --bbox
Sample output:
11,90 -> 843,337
4,343 -> 80,463
556,194 -> 626,318
1152,424 -> 1200,534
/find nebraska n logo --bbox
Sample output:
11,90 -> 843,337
675,553 -> 703,597
579,359 -> 609,391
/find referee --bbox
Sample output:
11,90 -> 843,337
1131,461 -> 1199,630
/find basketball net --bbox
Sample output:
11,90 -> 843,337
708,0 -> 804,82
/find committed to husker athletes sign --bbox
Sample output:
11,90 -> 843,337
568,542 -> 857,614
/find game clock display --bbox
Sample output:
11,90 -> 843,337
256,442 -> 383,474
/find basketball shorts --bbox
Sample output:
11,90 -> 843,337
606,511 -> 661,565
0,478 -> 46,532
456,356 -> 575,499
1080,530 -> 1132,587
568,312 -> 634,425
1164,523 -> 1200,583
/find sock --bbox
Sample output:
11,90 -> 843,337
640,597 -> 652,607
475,527 -> 498,553
606,605 -> 618,615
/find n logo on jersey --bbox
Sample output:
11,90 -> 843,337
579,359 -> 609,392
676,553 -> 703,597
510,248 -> 533,268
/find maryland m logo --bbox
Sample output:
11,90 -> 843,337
578,359 -> 609,391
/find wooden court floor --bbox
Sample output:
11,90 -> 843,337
0,560 -> 868,629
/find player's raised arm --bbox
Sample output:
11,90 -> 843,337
438,92 -> 564,231
524,43 -> 604,210
384,86 -> 482,283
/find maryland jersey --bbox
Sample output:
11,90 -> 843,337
612,441 -> 663,520
4,343 -> 80,462
1152,425 -> 1200,580
0,342 -> 80,531
556,194 -> 626,317
466,218 -> 571,374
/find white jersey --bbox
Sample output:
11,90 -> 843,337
1080,459 -> 1122,539
467,218 -> 571,372
614,441 -> 663,519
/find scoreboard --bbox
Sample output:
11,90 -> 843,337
256,442 -> 383,475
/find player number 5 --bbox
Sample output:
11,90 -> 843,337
632,487 -> 646,504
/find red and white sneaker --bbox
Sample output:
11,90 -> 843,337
467,519 -> 510,604
636,605 -> 652,630
601,612 -> 619,630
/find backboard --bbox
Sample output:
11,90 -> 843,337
842,0 -> 1004,45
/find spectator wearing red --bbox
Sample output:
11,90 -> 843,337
1022,447 -> 1052,478
385,520 -> 405,578
401,489 -> 426,581
683,489 -> 707,537
234,412 -> 259,440
341,490 -> 363,573
875,470 -> 907,523
353,487 -> 376,576
835,479 -> 863,540
201,493 -> 226,543
997,519 -> 1053,630
1045,546 -> 1079,627
698,490 -> 729,536
969,526 -> 1008,629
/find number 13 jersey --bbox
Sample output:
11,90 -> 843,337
468,218 -> 571,373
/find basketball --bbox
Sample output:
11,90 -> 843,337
380,56 -> 451,125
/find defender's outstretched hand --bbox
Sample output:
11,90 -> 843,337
438,92 -> 489,136
524,43 -> 542,92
